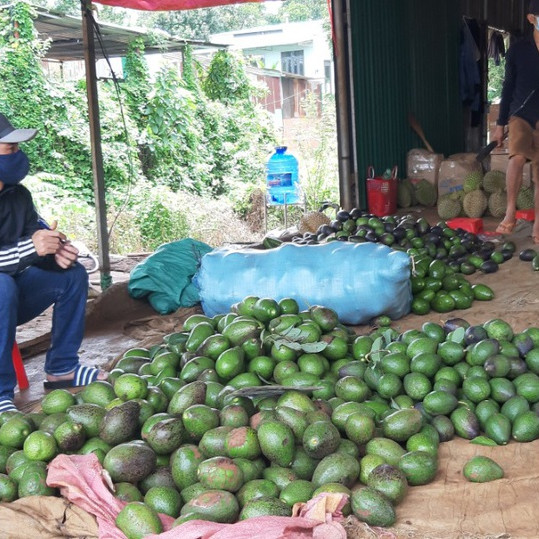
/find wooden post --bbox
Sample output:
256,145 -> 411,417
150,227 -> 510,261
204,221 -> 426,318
332,0 -> 358,210
81,0 -> 112,290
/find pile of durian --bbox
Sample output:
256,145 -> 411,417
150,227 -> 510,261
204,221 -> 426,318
437,169 -> 534,220
397,178 -> 437,208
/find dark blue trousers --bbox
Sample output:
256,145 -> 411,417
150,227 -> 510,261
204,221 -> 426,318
0,263 -> 88,400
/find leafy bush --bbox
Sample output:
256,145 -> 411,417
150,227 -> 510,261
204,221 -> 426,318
24,174 -> 97,249
295,92 -> 339,210
26,174 -> 263,254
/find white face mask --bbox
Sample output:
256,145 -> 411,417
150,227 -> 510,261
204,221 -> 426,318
535,16 -> 539,31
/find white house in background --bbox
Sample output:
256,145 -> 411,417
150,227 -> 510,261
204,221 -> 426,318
209,20 -> 334,126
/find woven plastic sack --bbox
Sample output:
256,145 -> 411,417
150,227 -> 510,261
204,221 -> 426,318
194,242 -> 412,324
128,238 -> 212,314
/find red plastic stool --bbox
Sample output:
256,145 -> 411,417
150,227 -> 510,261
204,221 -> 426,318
12,342 -> 29,391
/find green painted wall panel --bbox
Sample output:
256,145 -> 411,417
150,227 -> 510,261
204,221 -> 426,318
349,0 -> 463,209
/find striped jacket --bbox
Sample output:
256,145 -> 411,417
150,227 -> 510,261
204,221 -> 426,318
0,184 -> 42,275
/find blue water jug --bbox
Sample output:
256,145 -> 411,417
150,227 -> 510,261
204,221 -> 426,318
266,146 -> 300,204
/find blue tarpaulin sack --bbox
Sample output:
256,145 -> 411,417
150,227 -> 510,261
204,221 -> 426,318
128,238 -> 212,314
194,242 -> 412,325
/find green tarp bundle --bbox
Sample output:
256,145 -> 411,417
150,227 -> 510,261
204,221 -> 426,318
128,238 -> 212,314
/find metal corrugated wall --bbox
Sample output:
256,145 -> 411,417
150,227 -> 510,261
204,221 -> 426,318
349,0 -> 462,209
461,0 -> 527,33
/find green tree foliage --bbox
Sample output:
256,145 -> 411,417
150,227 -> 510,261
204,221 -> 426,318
141,0 -> 328,40
20,0 -> 329,38
148,4 -> 266,40
296,91 -> 339,210
487,58 -> 505,103
41,0 -> 79,16
281,0 -> 328,22
123,37 -> 151,130
181,44 -> 203,94
201,50 -> 275,196
203,49 -> 251,103
29,0 -> 131,24
144,65 -> 207,192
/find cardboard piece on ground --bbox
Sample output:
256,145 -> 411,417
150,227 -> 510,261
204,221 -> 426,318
0,496 -> 98,538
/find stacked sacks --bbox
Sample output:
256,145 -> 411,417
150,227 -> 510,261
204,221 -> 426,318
437,193 -> 462,220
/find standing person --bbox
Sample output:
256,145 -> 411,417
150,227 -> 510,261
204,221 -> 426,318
0,113 -> 107,413
493,0 -> 539,242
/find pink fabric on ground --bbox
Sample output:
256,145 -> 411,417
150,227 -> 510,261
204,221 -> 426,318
46,453 -> 174,538
47,454 -> 348,539
148,514 -> 346,539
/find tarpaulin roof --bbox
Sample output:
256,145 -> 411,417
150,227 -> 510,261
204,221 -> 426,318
27,6 -> 220,61
93,0 -> 263,11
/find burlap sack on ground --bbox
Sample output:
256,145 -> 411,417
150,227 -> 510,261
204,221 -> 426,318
345,437 -> 539,538
0,496 -> 98,538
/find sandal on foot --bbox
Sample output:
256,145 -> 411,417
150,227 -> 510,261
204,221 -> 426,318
44,365 -> 107,390
0,399 -> 18,413
495,221 -> 516,235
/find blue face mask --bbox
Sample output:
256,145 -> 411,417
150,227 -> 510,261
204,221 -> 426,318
0,150 -> 30,185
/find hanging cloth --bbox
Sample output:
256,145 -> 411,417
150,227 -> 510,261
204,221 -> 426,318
459,19 -> 481,111
488,31 -> 506,66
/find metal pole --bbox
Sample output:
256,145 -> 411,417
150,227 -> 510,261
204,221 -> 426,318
331,0 -> 355,210
81,0 -> 112,290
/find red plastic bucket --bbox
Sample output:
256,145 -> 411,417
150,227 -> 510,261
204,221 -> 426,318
366,166 -> 398,217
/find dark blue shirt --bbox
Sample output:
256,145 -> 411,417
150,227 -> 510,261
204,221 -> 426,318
497,37 -> 539,127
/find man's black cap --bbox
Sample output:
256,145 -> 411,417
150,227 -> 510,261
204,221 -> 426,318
0,113 -> 37,144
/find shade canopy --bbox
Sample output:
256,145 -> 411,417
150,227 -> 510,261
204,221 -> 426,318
32,8 -> 218,62
93,0 -> 263,11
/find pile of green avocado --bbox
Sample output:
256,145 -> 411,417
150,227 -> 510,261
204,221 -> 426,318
1,298 -> 539,537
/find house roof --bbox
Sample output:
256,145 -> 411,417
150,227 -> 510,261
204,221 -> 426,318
210,19 -> 324,50
1,4 -> 221,62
